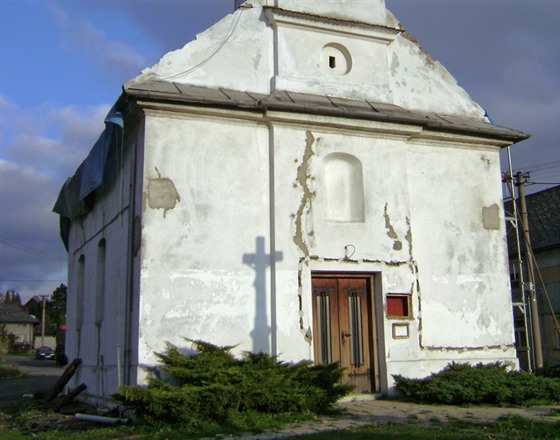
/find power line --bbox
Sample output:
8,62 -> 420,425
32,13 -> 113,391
0,226 -> 65,261
162,8 -> 244,80
0,279 -> 66,282
512,160 -> 560,172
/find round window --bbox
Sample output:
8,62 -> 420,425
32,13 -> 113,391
320,43 -> 352,76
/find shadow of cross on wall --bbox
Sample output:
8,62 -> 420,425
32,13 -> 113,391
242,237 -> 283,354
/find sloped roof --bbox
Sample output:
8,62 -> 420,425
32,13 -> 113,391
124,82 -> 529,143
505,185 -> 560,254
0,304 -> 38,324
523,185 -> 560,250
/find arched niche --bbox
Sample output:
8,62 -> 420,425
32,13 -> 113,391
323,153 -> 365,222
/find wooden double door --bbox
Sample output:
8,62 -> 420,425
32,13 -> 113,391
312,273 -> 378,393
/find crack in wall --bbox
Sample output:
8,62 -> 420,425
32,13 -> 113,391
405,217 -> 426,351
292,131 -> 316,257
406,217 -> 508,354
405,217 -> 413,261
308,255 -> 408,266
423,344 -> 515,352
297,261 -> 306,333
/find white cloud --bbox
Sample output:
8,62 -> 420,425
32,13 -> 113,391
49,3 -> 148,79
3,102 -> 110,178
0,94 -> 16,113
0,100 -> 111,301
0,159 -> 67,300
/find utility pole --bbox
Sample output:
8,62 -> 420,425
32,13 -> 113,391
516,171 -> 544,370
502,169 -> 532,371
40,295 -> 48,347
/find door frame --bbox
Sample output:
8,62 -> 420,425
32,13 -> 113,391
311,271 -> 380,393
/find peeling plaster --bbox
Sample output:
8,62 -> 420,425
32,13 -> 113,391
304,326 -> 312,344
147,167 -> 180,217
423,344 -> 516,353
405,217 -> 413,260
383,203 -> 398,240
297,261 -> 305,332
308,255 -> 408,266
384,204 -> 403,251
292,131 -> 316,257
405,217 -> 417,295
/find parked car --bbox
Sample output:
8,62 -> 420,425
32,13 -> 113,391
35,346 -> 55,360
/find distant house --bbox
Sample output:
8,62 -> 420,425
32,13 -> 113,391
506,185 -> 560,370
22,295 -> 42,318
0,304 -> 38,346
54,0 -> 529,403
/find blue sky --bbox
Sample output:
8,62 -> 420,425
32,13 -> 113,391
1,0 -> 559,301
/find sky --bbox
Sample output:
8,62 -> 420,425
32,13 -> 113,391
0,0 -> 559,302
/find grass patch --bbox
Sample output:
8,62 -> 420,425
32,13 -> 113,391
3,398 -> 560,440
6,415 -> 559,440
295,416 -> 560,439
0,362 -> 19,378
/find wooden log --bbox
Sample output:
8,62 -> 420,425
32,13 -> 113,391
46,358 -> 82,402
51,383 -> 87,412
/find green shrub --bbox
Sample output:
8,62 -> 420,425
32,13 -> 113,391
537,364 -> 560,378
116,339 -> 352,428
393,362 -> 560,406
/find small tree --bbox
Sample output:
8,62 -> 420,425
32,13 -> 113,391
1,289 -> 22,307
0,325 -> 9,362
48,284 -> 67,327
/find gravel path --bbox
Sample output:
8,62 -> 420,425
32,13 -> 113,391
232,397 -> 560,439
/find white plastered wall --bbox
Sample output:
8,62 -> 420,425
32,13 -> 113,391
136,110 -> 272,381
125,103 -> 517,393
65,126 -> 138,401
128,1 -> 484,119
269,115 -> 517,390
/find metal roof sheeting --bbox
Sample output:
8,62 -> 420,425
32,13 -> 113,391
124,80 -> 530,143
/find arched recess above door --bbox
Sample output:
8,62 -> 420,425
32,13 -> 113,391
323,153 -> 365,222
